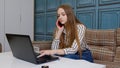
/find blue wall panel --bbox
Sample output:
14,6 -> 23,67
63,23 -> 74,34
99,0 -> 120,5
99,8 -> 120,29
46,12 -> 57,35
34,0 -> 120,41
35,13 -> 45,35
61,0 -> 75,8
77,10 -> 96,28
35,0 -> 45,12
76,0 -> 95,8
35,35 -> 46,41
46,0 -> 60,11
46,36 -> 53,41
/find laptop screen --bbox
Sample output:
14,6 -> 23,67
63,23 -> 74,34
6,34 -> 38,64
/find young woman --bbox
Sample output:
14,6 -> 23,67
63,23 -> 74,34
38,4 -> 93,62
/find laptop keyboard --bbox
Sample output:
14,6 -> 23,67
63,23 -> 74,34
35,52 -> 59,63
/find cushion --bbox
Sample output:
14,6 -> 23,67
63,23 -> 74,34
116,28 -> 120,46
114,46 -> 120,62
89,45 -> 115,62
94,60 -> 120,68
85,29 -> 116,46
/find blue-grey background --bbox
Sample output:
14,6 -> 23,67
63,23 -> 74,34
34,0 -> 120,41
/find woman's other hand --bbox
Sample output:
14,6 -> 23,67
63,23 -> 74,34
37,50 -> 55,58
37,49 -> 65,58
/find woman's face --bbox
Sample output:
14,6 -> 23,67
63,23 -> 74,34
57,8 -> 67,24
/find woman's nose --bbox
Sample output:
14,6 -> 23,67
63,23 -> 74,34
59,16 -> 62,20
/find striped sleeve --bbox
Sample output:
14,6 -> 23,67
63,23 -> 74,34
51,39 -> 60,50
77,24 -> 86,44
64,24 -> 86,54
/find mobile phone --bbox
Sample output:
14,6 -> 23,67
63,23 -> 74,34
58,21 -> 64,27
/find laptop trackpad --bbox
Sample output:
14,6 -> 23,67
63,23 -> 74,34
37,54 -> 59,63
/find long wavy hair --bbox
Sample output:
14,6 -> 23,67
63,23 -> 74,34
54,4 -> 83,51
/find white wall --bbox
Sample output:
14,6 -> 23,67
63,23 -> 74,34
0,0 -> 5,52
0,0 -> 34,52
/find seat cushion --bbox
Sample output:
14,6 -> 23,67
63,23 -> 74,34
89,45 -> 115,62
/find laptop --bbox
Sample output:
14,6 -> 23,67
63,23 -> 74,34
6,34 -> 59,64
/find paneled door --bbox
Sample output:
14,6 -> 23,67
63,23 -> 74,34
0,0 -> 5,52
0,0 -> 34,52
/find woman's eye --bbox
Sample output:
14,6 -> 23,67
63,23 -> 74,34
57,15 -> 60,18
62,14 -> 66,16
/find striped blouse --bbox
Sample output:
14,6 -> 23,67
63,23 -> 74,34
51,24 -> 89,55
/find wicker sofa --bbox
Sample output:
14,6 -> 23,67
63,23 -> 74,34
85,28 -> 120,68
32,28 -> 120,68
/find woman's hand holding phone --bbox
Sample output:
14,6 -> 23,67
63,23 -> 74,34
55,19 -> 64,39
56,19 -> 64,29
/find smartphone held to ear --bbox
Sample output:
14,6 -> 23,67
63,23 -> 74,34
58,21 -> 64,28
